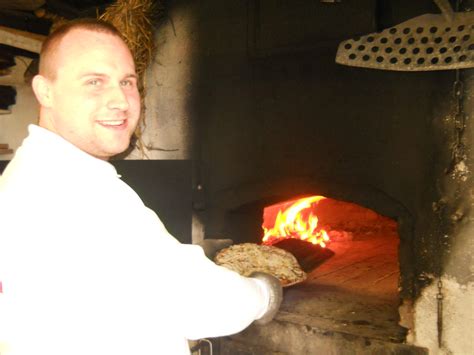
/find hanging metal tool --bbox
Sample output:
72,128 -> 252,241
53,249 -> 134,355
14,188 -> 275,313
335,0 -> 474,71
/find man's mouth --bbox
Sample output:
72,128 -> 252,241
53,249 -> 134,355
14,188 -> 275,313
97,119 -> 127,127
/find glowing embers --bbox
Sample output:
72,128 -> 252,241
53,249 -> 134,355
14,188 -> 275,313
262,195 -> 330,247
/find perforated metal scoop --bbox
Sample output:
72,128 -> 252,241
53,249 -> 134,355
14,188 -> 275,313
335,0 -> 474,71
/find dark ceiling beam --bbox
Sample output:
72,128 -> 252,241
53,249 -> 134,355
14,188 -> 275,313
0,9 -> 52,35
0,44 -> 38,60
44,0 -> 113,19
0,0 -> 45,11
43,0 -> 82,19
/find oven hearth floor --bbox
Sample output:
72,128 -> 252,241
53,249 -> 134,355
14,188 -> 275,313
218,231 -> 428,354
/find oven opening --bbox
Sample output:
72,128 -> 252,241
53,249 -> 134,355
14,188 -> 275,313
265,196 -> 402,340
216,194 -> 407,354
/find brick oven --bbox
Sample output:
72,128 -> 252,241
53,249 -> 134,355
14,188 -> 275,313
136,0 -> 473,353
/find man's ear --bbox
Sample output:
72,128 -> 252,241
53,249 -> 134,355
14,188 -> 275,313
31,74 -> 53,108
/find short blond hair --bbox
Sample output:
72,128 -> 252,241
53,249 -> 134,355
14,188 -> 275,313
39,18 -> 126,79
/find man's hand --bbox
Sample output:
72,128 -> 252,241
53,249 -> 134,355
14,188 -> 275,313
195,238 -> 233,260
250,272 -> 283,325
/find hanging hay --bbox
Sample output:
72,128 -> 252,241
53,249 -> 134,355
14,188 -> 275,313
99,0 -> 156,81
100,0 -> 163,156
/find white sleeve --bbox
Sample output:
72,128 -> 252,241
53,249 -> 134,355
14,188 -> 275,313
166,243 -> 270,340
0,273 -> 12,354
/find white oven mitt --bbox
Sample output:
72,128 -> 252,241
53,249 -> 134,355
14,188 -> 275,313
250,271 -> 283,325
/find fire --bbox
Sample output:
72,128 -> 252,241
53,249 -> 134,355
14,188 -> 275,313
262,195 -> 330,247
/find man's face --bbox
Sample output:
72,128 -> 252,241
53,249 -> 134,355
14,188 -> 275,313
44,29 -> 140,159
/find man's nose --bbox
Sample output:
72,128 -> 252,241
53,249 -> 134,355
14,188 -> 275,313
106,84 -> 129,111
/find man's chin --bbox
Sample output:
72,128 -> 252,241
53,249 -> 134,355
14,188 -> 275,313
85,141 -> 132,161
109,142 -> 136,160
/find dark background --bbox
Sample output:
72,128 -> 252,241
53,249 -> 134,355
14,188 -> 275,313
0,160 -> 193,243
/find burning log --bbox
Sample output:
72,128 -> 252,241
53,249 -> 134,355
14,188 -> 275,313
262,195 -> 330,248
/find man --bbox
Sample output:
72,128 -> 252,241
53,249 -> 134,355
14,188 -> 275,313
0,19 -> 281,355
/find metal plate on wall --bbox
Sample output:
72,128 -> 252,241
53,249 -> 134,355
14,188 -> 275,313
336,13 -> 474,71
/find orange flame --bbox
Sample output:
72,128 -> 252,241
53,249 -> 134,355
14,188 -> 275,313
262,195 -> 330,247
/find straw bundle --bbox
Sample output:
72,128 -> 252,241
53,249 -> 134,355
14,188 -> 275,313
99,0 -> 157,82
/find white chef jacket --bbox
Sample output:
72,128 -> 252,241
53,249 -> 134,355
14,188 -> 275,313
0,125 -> 268,355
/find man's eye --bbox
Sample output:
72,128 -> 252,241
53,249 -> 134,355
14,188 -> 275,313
121,80 -> 134,87
87,79 -> 101,86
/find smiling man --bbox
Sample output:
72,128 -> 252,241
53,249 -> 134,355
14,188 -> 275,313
0,19 -> 282,355
33,21 -> 141,159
